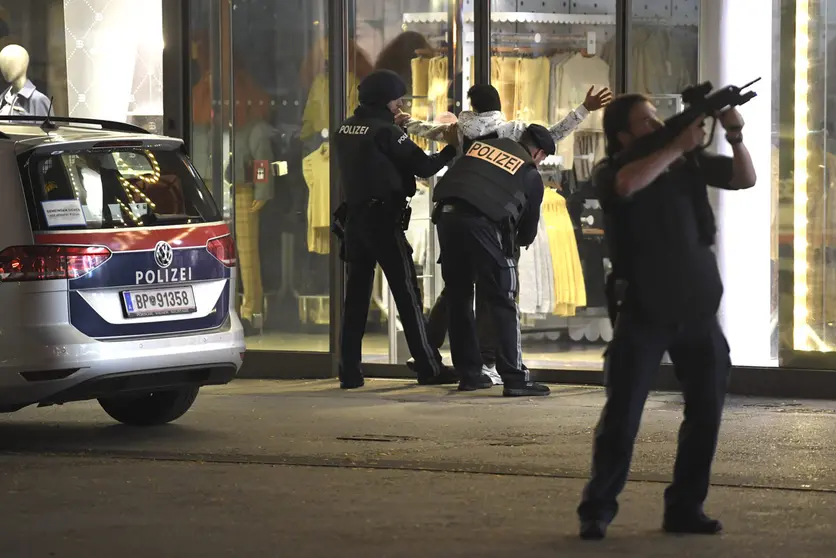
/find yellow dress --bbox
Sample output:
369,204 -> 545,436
491,56 -> 521,122
541,188 -> 586,316
410,56 -> 431,150
428,56 -> 449,119
302,143 -> 332,254
514,57 -> 551,125
301,72 -> 361,141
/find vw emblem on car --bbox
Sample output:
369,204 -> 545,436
154,241 -> 174,269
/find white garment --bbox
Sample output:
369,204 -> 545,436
403,103 -> 589,163
600,27 -> 696,96
550,53 -> 611,169
517,216 -> 554,315
405,186 -> 431,267
548,52 -> 575,115
536,217 -> 555,315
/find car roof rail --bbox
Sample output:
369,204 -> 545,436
0,115 -> 151,135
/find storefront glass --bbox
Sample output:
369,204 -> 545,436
0,0 -> 163,127
348,0 -> 466,365
191,0 -> 332,352
183,0 -> 828,377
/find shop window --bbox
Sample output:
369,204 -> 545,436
190,0 -> 333,351
0,0 -> 163,129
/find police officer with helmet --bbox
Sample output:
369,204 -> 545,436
432,124 -> 555,396
333,69 -> 459,389
576,94 -> 756,540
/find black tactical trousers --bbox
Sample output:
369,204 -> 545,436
340,204 -> 444,381
426,284 -> 498,367
577,309 -> 731,523
435,208 -> 527,385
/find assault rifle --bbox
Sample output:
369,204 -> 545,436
612,78 -> 761,165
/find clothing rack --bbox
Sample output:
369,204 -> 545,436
632,16 -> 698,27
489,31 -> 598,56
403,12 -> 615,26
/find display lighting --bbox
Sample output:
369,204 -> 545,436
793,0 -> 811,350
793,2 -> 831,352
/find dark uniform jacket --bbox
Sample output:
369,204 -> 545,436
334,105 -> 456,209
433,137 -> 545,247
596,151 -> 736,325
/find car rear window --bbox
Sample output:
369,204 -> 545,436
19,146 -> 221,230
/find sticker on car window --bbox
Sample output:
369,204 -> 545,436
129,203 -> 148,215
42,200 -> 87,228
107,204 -> 125,223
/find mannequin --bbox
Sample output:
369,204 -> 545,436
0,44 -> 51,117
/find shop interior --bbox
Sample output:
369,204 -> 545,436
217,0 -> 704,371
3,0 -> 825,371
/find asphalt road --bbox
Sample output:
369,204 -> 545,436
2,379 -> 835,557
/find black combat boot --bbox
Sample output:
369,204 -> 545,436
579,519 -> 609,540
502,382 -> 551,397
457,372 -> 494,391
663,512 -> 723,535
406,360 -> 459,385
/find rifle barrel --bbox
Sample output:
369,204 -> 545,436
740,77 -> 762,89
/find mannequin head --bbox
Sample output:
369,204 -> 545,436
0,44 -> 29,90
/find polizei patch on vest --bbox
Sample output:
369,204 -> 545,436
466,142 -> 525,174
339,125 -> 370,135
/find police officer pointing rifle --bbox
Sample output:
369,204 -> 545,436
333,69 -> 459,389
576,85 -> 757,540
432,125 -> 555,396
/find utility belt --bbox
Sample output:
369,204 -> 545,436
432,199 -> 517,258
332,198 -> 411,261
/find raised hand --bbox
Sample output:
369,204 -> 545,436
583,86 -> 614,112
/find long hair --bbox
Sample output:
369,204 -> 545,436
299,38 -> 373,90
374,31 -> 432,89
602,93 -> 649,157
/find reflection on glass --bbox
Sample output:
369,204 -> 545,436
189,1 -> 332,351
0,1 -> 164,124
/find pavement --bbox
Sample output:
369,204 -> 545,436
2,378 -> 836,557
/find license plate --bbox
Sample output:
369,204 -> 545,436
121,286 -> 197,318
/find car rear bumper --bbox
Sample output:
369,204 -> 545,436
0,318 -> 245,412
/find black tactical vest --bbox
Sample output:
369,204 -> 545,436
433,137 -> 534,223
597,159 -> 724,325
333,109 -> 407,207
461,131 -> 499,154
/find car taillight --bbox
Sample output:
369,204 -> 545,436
0,245 -> 112,282
206,235 -> 237,267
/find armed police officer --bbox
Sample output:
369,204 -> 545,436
432,124 -> 555,396
576,94 -> 756,540
333,69 -> 459,389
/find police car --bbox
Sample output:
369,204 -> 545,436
0,115 -> 244,425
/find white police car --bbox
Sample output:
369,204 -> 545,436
0,116 -> 245,425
